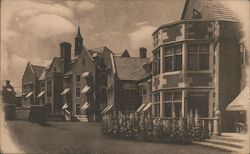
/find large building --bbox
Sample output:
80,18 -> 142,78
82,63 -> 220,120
22,62 -> 45,107
151,0 -> 241,131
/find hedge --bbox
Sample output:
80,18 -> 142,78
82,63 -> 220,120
101,112 -> 208,144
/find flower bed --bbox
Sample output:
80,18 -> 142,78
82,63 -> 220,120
101,113 -> 209,144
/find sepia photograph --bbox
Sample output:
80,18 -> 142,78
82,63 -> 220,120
0,0 -> 250,153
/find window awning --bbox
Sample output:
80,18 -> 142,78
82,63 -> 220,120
82,72 -> 90,78
101,105 -> 113,114
92,53 -> 98,58
37,91 -> 45,98
142,103 -> 152,112
60,88 -> 70,95
25,92 -> 33,98
81,102 -> 89,110
81,86 -> 90,94
226,87 -> 249,111
62,103 -> 68,109
136,103 -> 146,112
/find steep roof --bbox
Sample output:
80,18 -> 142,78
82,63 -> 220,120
90,46 -> 115,54
30,64 -> 45,78
113,56 -> 149,81
121,49 -> 130,57
181,0 -> 239,21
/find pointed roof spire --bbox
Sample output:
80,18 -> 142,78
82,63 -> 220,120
76,26 -> 83,39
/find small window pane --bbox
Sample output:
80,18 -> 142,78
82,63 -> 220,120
187,44 -> 198,53
173,92 -> 182,101
174,103 -> 182,117
76,75 -> 81,82
175,45 -> 182,54
164,103 -> 172,117
174,55 -> 182,71
164,47 -> 174,55
165,57 -> 173,72
200,44 -> 209,52
188,54 -> 198,70
164,92 -> 172,101
76,88 -> 80,97
76,104 -> 80,115
200,54 -> 209,70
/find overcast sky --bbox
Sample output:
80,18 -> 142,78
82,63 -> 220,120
1,0 -> 249,92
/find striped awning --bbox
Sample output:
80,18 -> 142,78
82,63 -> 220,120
226,87 -> 249,111
62,103 -> 68,109
136,103 -> 146,112
82,72 -> 90,78
81,102 -> 89,110
25,92 -> 33,98
101,105 -> 113,114
81,86 -> 90,94
142,103 -> 152,112
60,88 -> 70,95
37,91 -> 45,98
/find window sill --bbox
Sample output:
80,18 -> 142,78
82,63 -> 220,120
162,71 -> 181,75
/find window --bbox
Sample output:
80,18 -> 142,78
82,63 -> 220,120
154,93 -> 160,102
152,103 -> 160,117
47,80 -> 52,97
76,88 -> 80,97
187,43 -> 209,71
153,49 -> 160,75
53,67 -> 57,72
142,84 -> 147,96
41,81 -> 45,87
187,21 -> 214,39
164,91 -> 182,117
163,45 -> 182,72
153,33 -> 160,47
76,75 -> 81,82
125,89 -> 137,97
152,93 -> 160,117
76,104 -> 80,115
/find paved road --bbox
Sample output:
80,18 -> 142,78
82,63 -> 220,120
5,121 -> 230,154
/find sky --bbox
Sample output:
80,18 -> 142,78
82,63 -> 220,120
1,0 -> 249,92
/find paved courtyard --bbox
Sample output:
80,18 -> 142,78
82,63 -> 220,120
4,121 -> 230,154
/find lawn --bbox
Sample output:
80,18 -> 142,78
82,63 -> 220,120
3,121 -> 230,154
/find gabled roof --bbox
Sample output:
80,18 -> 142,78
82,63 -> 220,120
113,56 -> 149,81
181,0 -> 238,21
47,57 -> 63,72
89,46 -> 115,55
121,49 -> 130,57
30,64 -> 45,78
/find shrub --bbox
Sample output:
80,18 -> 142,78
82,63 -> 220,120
101,113 -> 208,144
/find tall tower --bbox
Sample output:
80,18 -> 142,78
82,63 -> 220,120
74,26 -> 83,56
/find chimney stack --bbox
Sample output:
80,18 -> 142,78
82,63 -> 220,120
60,42 -> 71,72
139,47 -> 147,58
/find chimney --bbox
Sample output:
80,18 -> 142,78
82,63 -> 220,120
60,42 -> 71,72
139,47 -> 147,58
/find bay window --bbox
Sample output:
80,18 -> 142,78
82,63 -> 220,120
187,43 -> 209,71
164,91 -> 182,117
163,44 -> 182,72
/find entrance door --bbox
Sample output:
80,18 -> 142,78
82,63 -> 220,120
188,93 -> 208,117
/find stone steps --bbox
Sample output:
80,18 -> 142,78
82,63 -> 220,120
194,135 -> 245,153
194,141 -> 242,153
